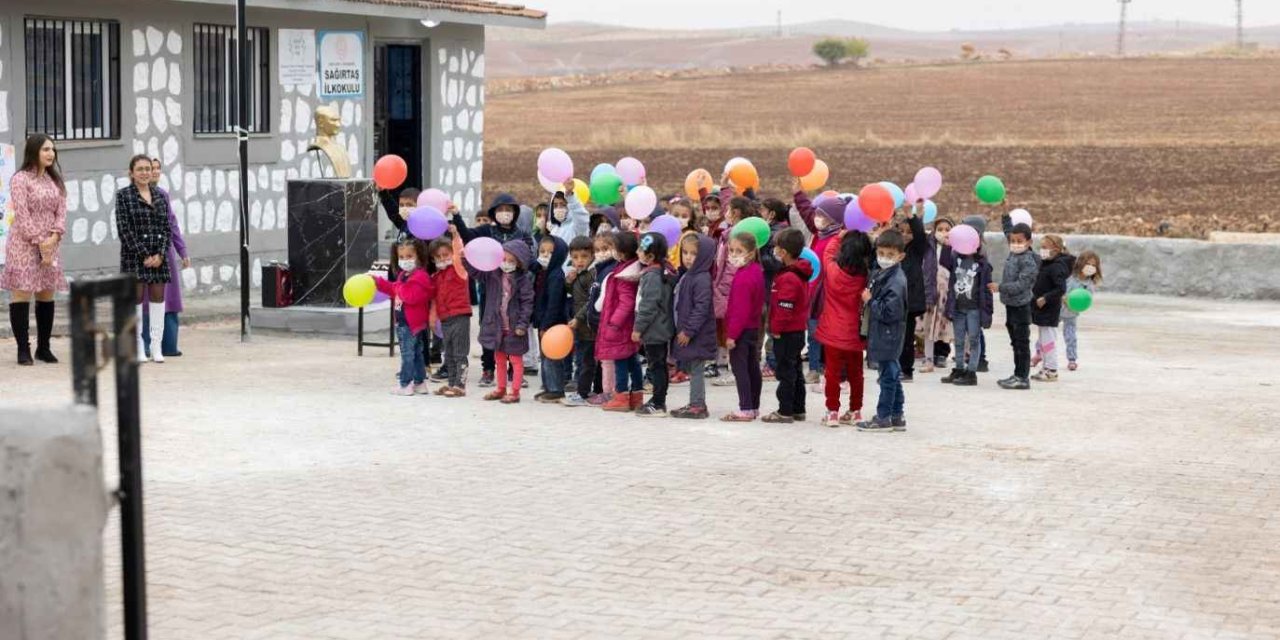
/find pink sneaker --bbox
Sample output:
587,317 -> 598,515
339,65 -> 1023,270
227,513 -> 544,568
391,384 -> 415,396
587,392 -> 612,407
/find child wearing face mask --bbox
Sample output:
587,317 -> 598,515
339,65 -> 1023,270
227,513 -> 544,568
709,182 -> 751,383
990,223 -> 1039,390
428,227 -> 471,397
597,232 -> 646,412
632,233 -> 677,417
671,234 -> 718,419
923,218 -> 955,371
792,178 -> 846,385
582,234 -> 620,406
857,230 -> 909,432
563,236 -> 602,407
940,223 -> 993,387
1062,251 -> 1102,371
721,232 -> 766,422
374,239 -> 437,396
756,198 -> 791,380
1029,234 -> 1074,382
590,206 -> 620,237
467,240 -> 534,403
532,235 -> 572,402
548,179 -> 591,244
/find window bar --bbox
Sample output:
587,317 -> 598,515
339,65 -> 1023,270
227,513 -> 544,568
260,29 -> 270,133
56,20 -> 66,139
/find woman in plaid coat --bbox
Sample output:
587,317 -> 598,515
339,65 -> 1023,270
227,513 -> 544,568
115,154 -> 172,363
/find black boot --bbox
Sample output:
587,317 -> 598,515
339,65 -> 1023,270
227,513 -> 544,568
940,368 -> 962,384
34,300 -> 58,363
953,370 -> 978,387
9,302 -> 32,366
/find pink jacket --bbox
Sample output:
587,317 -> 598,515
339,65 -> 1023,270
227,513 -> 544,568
594,259 -> 643,361
724,262 -> 765,341
711,185 -> 738,319
375,268 -> 435,335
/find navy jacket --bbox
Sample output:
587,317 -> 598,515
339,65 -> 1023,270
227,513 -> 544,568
672,234 -> 718,363
531,235 -> 571,331
867,262 -> 908,363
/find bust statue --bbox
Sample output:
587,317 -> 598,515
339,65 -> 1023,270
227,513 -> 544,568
306,105 -> 352,178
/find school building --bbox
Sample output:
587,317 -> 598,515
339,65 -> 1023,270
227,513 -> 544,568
0,0 -> 545,293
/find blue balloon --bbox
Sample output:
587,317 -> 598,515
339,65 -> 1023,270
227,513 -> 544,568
879,181 -> 905,209
590,163 -> 618,182
921,200 -> 939,224
800,247 -> 822,283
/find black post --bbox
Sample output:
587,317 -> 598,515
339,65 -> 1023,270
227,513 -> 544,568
236,0 -> 251,341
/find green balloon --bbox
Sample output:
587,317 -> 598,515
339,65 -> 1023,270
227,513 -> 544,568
590,173 -> 623,206
975,175 -> 1006,204
1066,288 -> 1093,313
731,217 -> 771,248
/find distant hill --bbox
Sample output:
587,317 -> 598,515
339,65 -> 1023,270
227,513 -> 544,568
486,20 -> 1280,78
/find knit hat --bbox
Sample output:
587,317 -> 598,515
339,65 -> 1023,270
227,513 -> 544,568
962,215 -> 987,235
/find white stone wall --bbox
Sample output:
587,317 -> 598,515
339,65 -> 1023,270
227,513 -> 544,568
435,43 -> 484,215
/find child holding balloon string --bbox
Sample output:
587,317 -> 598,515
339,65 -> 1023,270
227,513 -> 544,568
597,232 -> 646,412
1029,234 -> 1074,383
791,177 -> 846,386
761,228 -> 813,423
921,218 -> 955,372
1062,251 -> 1102,372
532,235 -> 572,403
709,182 -> 752,384
816,229 -> 873,427
374,238 -> 436,396
562,235 -> 603,407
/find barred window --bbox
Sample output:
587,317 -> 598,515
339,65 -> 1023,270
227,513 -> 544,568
24,17 -> 121,140
194,24 -> 270,135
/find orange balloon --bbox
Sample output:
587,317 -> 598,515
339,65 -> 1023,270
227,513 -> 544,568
540,324 -> 574,360
799,159 -> 830,192
728,161 -> 760,190
685,168 -> 715,201
373,155 -> 408,190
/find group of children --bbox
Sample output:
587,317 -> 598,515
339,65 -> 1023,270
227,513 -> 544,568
373,171 -> 1103,430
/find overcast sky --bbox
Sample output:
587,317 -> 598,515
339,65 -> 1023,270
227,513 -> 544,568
533,1 -> 1278,32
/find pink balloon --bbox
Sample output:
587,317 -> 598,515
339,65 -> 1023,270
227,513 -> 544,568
625,185 -> 658,220
844,199 -> 876,233
464,237 -> 504,272
904,183 -> 920,206
537,148 -> 573,183
617,157 -> 646,186
417,188 -> 451,212
949,224 -> 981,256
537,171 -> 561,194
914,167 -> 943,199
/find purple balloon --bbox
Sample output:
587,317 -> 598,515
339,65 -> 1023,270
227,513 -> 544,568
373,290 -> 390,304
844,199 -> 876,233
407,206 -> 448,240
650,215 -> 682,248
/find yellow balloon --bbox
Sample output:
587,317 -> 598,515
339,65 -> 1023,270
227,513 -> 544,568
343,274 -> 376,308
573,178 -> 591,204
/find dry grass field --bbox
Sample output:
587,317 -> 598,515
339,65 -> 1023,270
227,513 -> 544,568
484,58 -> 1280,237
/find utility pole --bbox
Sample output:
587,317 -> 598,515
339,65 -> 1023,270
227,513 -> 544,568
1116,0 -> 1132,56
236,0 -> 251,341
776,10 -> 782,38
1237,0 -> 1244,49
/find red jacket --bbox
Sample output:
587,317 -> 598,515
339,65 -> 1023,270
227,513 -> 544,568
375,267 -> 435,335
815,233 -> 868,352
433,233 -> 472,320
769,259 -> 813,334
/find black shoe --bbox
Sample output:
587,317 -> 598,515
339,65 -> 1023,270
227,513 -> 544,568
34,300 -> 57,363
704,363 -> 721,378
34,348 -> 59,363
953,370 -> 978,386
478,371 -> 496,387
998,376 -> 1030,390
940,368 -> 961,384
857,416 -> 894,432
977,359 -> 990,373
537,392 -> 565,403
891,415 -> 907,431
430,367 -> 450,382
162,351 -> 183,358
900,372 -> 914,383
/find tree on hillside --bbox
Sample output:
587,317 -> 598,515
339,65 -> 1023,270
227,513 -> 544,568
844,38 -> 870,66
813,38 -> 849,66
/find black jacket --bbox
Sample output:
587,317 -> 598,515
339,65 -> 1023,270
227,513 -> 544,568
1032,252 -> 1074,327
901,215 -> 929,314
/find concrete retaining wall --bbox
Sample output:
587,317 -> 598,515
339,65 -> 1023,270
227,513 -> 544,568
981,233 -> 1280,300
0,406 -> 107,640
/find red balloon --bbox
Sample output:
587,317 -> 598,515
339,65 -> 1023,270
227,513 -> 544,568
858,184 -> 895,223
373,155 -> 408,190
788,147 -> 816,178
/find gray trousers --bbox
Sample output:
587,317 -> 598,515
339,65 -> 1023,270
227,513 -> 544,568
1063,317 -> 1078,363
684,359 -> 707,407
442,315 -> 471,388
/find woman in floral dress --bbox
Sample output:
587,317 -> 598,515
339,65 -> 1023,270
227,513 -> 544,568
2,134 -> 67,366
115,154 -> 172,363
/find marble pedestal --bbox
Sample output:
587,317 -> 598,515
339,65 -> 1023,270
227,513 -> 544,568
286,179 -> 379,307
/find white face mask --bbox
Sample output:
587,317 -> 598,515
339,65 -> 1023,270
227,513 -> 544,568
398,259 -> 417,272
398,206 -> 413,220
936,231 -> 950,245
1040,249 -> 1054,260
496,210 -> 514,225
536,255 -> 551,268
1082,265 -> 1097,277
553,207 -> 568,222
1010,243 -> 1029,254
435,260 -> 452,271
597,225 -> 613,235
500,262 -> 517,273
728,256 -> 747,268
706,208 -> 722,221
877,257 -> 898,270
594,251 -> 611,263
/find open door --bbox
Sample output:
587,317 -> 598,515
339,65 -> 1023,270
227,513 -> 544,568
373,43 -> 423,195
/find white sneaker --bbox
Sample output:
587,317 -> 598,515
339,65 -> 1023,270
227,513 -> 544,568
711,375 -> 737,387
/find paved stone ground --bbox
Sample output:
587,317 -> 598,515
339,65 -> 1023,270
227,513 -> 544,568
6,294 -> 1280,639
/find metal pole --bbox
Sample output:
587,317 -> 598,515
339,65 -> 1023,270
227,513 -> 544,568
112,283 -> 148,640
236,0 -> 251,341
1116,0 -> 1131,57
